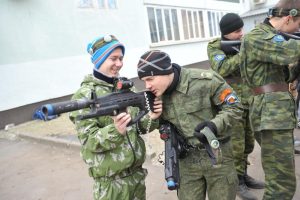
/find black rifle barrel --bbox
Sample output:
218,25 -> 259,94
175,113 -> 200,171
42,99 -> 93,116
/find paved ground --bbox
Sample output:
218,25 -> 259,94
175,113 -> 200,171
0,114 -> 300,200
0,137 -> 177,200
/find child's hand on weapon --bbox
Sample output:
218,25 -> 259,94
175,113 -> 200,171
113,112 -> 131,135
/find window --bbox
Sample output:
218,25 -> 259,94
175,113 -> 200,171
181,9 -> 205,40
146,6 -> 224,45
181,10 -> 189,40
147,7 -> 180,43
198,11 -> 205,38
164,9 -> 173,40
212,12 -> 217,36
156,9 -> 166,41
147,7 -> 158,43
78,0 -> 117,9
181,9 -> 199,40
97,0 -> 105,8
207,10 -> 223,37
216,12 -> 221,35
215,0 -> 239,2
208,11 -> 213,37
193,11 -> 199,38
171,9 -> 180,41
107,0 -> 117,9
78,0 -> 93,8
188,11 -> 194,39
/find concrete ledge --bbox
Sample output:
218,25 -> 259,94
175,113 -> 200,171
18,133 -> 81,151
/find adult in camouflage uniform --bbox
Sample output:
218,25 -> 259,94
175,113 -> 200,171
207,13 -> 264,200
137,50 -> 243,200
239,0 -> 300,199
69,35 -> 162,200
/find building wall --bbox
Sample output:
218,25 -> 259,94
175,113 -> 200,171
243,13 -> 266,33
0,0 -> 149,111
0,0 -> 240,114
240,0 -> 277,33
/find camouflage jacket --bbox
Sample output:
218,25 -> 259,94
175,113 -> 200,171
207,38 -> 251,106
161,68 -> 243,146
69,74 -> 157,178
240,22 -> 300,131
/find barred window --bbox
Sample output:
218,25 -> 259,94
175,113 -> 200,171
78,0 -> 93,8
147,7 -> 180,43
208,11 -> 224,37
147,7 -> 158,43
198,11 -> 205,38
171,9 -> 180,41
146,6 -> 227,45
78,0 -> 117,9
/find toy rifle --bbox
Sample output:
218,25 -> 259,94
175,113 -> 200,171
159,121 -> 181,190
41,77 -> 155,126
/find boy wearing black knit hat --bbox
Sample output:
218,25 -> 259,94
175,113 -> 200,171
207,13 -> 264,200
137,50 -> 243,200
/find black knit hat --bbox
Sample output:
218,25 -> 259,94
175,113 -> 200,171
219,13 -> 244,35
137,50 -> 173,79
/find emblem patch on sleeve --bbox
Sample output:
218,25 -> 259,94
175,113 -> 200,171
219,88 -> 239,105
272,35 -> 285,43
224,93 -> 239,105
214,54 -> 225,61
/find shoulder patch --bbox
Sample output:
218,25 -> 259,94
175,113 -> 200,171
199,71 -> 213,79
224,93 -> 239,105
190,69 -> 213,79
214,54 -> 225,62
272,35 -> 285,43
219,88 -> 239,105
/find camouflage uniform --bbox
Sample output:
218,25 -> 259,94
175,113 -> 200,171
207,38 -> 254,177
240,21 -> 298,199
161,67 -> 242,200
69,74 -> 158,200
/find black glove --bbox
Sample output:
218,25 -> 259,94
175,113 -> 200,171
194,121 -> 217,143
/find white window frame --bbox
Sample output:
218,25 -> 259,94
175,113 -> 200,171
77,0 -> 117,9
146,6 -> 228,46
207,10 -> 224,38
147,6 -> 182,45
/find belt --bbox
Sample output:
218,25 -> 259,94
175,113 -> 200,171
252,83 -> 289,95
91,167 -> 139,181
225,77 -> 242,84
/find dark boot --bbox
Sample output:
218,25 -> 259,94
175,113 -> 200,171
237,175 -> 258,200
244,174 -> 265,189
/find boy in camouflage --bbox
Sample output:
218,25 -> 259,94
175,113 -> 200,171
69,35 -> 162,200
207,13 -> 264,200
137,50 -> 243,200
239,0 -> 300,199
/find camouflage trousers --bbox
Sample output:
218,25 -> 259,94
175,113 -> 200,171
93,167 -> 147,200
178,141 -> 238,200
231,108 -> 255,176
255,129 -> 296,200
